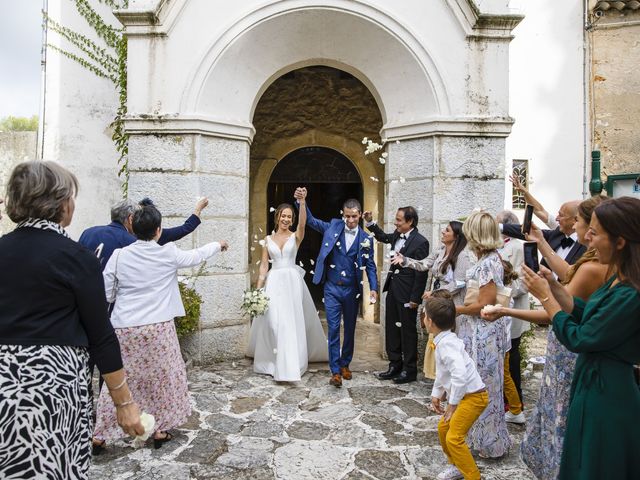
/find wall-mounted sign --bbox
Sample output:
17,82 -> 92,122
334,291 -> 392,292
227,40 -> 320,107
606,173 -> 640,198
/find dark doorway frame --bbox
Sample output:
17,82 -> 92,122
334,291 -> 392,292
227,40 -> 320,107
267,146 -> 363,309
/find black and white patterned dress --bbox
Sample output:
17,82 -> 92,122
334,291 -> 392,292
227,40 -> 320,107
0,219 -> 94,479
0,345 -> 92,479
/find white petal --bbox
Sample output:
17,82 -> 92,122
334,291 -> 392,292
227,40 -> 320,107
394,269 -> 400,274
381,152 -> 388,158
395,140 -> 400,144
330,264 -> 336,269
340,271 -> 346,276
273,348 -> 278,354
258,239 -> 266,246
336,241 -> 341,246
395,322 -> 402,327
379,158 -> 386,164
310,270 -> 315,274
256,260 -> 261,265
310,259 -> 315,265
399,177 -> 406,183
356,293 -> 361,298
250,247 -> 255,251
269,207 -> 276,212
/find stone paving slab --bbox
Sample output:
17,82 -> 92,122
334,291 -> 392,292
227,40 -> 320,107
90,321 -> 546,479
91,360 -> 540,479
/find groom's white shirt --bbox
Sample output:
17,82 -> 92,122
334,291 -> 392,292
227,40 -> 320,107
344,224 -> 359,251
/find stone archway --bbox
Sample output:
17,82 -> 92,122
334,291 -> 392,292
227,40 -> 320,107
249,66 -> 384,323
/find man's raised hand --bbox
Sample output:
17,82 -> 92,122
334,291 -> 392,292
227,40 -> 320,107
363,211 -> 373,223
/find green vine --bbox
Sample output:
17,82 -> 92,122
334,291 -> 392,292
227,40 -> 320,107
45,0 -> 129,195
175,262 -> 207,338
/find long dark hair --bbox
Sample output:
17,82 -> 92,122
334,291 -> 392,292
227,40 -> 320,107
440,221 -> 467,274
593,196 -> 640,291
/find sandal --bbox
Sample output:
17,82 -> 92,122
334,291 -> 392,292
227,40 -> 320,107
92,439 -> 106,456
153,431 -> 173,449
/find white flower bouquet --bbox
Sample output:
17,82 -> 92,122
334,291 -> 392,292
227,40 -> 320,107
241,288 -> 270,317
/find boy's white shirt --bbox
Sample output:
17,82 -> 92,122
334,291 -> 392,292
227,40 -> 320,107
431,330 -> 485,405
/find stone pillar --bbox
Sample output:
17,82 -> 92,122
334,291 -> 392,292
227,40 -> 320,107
128,133 -> 250,364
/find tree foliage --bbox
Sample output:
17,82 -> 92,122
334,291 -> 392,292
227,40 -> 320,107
0,116 -> 39,132
45,0 -> 129,194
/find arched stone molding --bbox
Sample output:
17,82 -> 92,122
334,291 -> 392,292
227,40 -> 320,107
249,130 -> 383,323
180,0 -> 450,134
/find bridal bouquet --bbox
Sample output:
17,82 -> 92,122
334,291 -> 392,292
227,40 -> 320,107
241,288 -> 270,317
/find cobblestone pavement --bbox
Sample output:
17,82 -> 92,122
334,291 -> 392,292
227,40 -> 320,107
90,321 -> 544,480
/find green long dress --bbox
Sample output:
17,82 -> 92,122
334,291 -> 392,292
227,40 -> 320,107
552,275 -> 640,480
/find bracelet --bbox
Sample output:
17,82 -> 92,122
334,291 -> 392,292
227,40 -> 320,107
107,377 -> 127,392
541,296 -> 550,303
114,397 -> 135,409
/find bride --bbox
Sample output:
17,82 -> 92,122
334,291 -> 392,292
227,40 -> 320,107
246,188 -> 328,381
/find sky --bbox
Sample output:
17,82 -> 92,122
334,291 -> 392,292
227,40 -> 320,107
0,1 -> 44,119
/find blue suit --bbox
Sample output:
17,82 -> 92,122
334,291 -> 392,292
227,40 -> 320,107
78,214 -> 201,270
304,204 -> 378,374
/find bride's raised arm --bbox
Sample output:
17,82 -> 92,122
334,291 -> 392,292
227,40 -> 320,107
295,188 -> 307,245
256,237 -> 270,289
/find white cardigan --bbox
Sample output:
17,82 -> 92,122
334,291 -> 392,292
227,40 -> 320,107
103,240 -> 221,329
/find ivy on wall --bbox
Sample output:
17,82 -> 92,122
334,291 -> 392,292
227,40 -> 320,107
45,0 -> 129,195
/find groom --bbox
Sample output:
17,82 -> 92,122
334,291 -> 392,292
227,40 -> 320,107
294,188 -> 378,388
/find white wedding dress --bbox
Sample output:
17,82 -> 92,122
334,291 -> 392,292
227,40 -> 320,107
247,234 -> 328,381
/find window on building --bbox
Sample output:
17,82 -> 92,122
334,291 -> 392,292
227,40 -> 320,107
512,159 -> 529,209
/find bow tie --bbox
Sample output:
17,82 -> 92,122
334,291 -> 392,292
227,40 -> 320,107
560,236 -> 575,249
399,233 -> 407,240
345,228 -> 357,236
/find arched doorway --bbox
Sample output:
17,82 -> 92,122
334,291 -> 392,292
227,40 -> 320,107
249,66 -> 384,323
267,146 -> 363,308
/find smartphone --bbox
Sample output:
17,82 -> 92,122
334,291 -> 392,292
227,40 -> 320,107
522,204 -> 534,235
523,241 -> 540,273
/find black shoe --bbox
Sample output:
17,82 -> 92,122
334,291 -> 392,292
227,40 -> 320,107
393,371 -> 417,384
92,440 -> 106,456
377,366 -> 402,380
153,431 -> 173,449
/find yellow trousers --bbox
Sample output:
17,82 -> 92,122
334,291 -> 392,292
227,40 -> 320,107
438,390 -> 489,480
503,351 -> 522,414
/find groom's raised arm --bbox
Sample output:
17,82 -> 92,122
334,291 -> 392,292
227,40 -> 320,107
295,200 -> 330,234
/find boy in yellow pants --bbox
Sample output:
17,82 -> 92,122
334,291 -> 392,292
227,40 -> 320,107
427,293 -> 488,480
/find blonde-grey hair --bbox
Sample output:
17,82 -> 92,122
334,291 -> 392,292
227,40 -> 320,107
462,211 -> 503,255
5,161 -> 78,223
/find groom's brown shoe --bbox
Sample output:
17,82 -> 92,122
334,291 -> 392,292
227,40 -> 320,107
340,367 -> 352,380
329,373 -> 342,388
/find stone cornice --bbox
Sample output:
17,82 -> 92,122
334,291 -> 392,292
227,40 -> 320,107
380,117 -> 515,140
446,0 -> 524,40
124,114 -> 513,142
124,114 -> 255,142
113,0 -> 184,36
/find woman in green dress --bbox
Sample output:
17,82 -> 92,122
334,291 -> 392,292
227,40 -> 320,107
523,196 -> 640,480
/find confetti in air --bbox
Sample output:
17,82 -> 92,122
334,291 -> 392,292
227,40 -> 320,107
399,177 -> 406,183
330,264 -> 336,269
269,207 -> 276,212
394,269 -> 400,274
310,259 -> 315,265
356,293 -> 361,298
370,176 -> 379,182
258,239 -> 266,246
299,261 -> 304,267
395,322 -> 402,327
340,271 -> 346,276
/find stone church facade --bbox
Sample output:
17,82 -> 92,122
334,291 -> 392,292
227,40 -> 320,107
43,0 -> 523,363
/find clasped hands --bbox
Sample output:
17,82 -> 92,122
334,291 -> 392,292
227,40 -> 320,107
293,187 -> 307,201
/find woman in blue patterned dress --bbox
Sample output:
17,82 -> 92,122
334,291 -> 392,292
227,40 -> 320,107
454,211 -> 511,458
483,195 -> 609,478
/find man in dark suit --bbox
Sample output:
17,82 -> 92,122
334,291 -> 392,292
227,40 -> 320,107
501,200 -> 586,267
79,197 -> 208,269
364,207 -> 429,384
